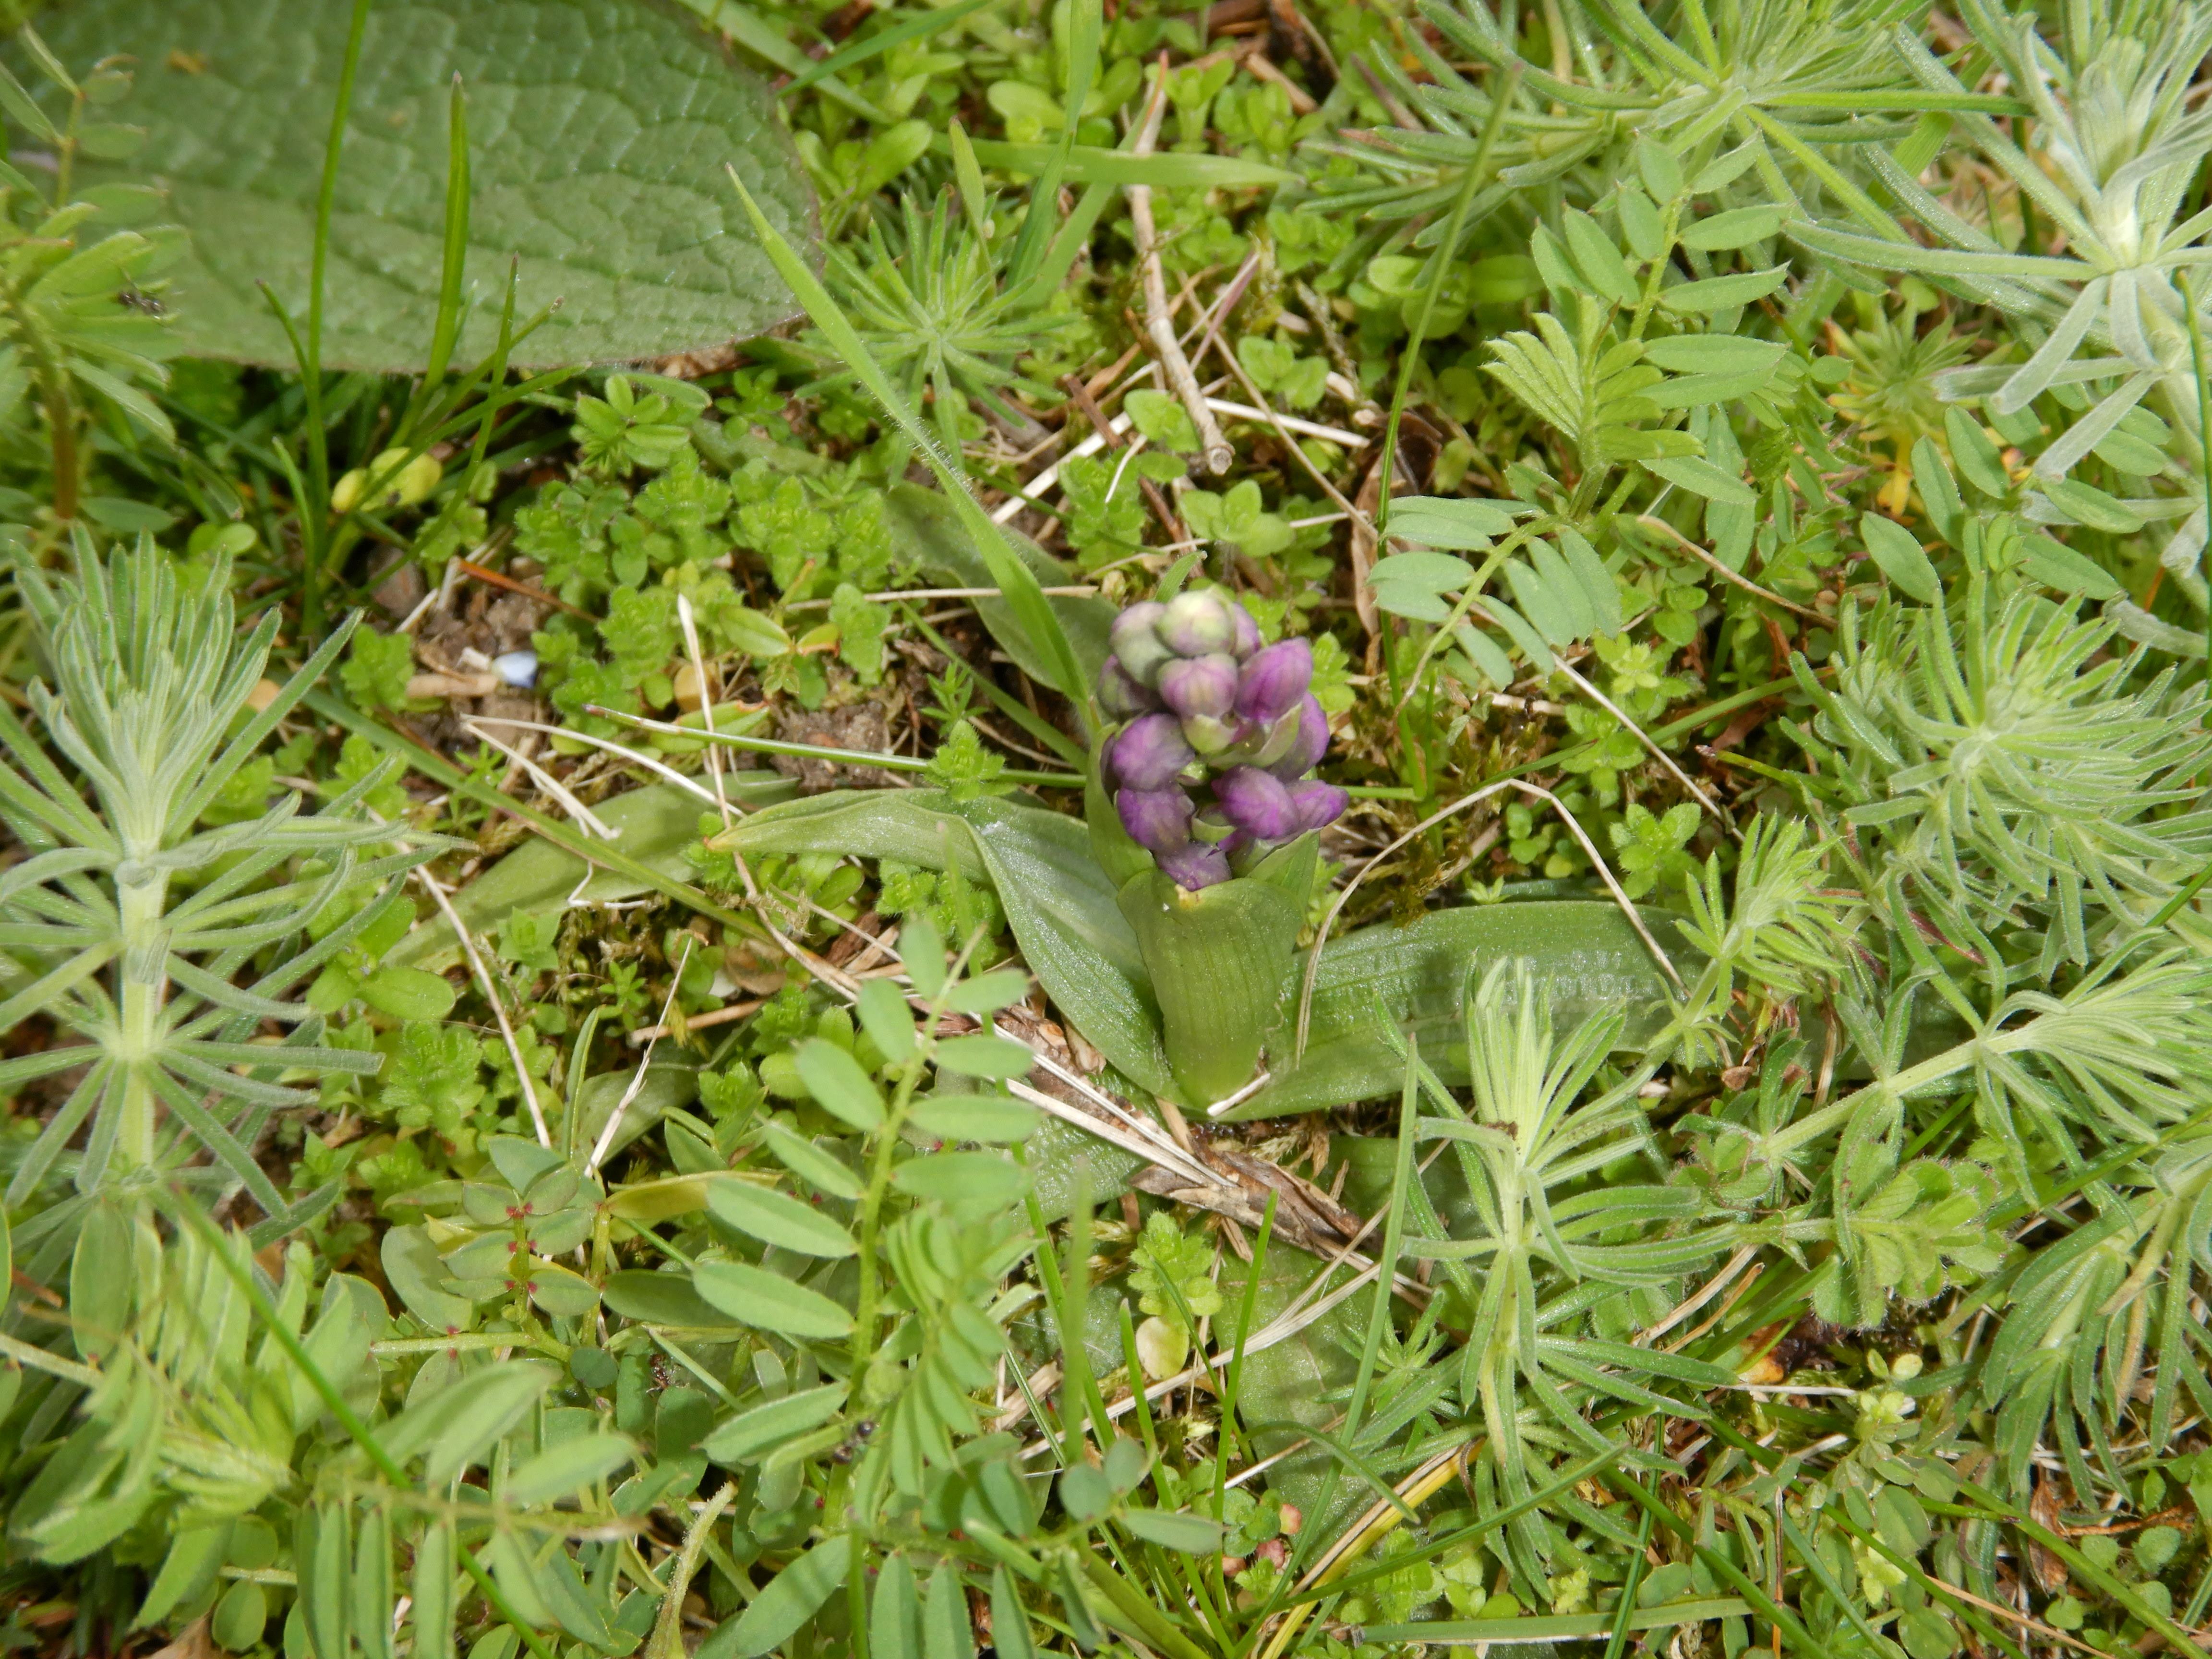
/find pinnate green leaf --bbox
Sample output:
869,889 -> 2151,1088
1860,513 -> 1944,603
701,1382 -> 851,1463
792,1037 -> 886,1130
505,1434 -> 636,1504
721,1536 -> 854,1657
692,1260 -> 854,1340
706,1177 -> 859,1257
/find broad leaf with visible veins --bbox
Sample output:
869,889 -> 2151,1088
39,0 -> 817,369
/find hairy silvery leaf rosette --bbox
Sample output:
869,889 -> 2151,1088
1087,589 -> 1348,1104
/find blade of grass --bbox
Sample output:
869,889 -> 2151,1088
782,0 -> 993,94
299,0 -> 376,637
2186,269 -> 2212,668
726,171 -> 1094,726
1601,1500 -> 1656,1659
1374,64 -> 1517,543
1938,1481 -> 2204,1654
1601,1471 -> 1833,1659
420,73 -> 471,395
683,0 -> 892,121
946,136 -> 1296,189
1004,0 -> 1099,289
582,703 -> 1084,786
1291,1034 -> 1422,1576
1359,1599 -> 1752,1646
1212,1190 -> 1276,1496
1287,1443 -> 1615,1608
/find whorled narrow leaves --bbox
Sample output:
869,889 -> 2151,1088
0,541 -> 436,1217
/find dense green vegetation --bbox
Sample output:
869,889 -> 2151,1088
6,0 -> 2212,1655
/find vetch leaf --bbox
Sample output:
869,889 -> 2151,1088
1681,205 -> 1786,250
701,1382 -> 851,1463
908,1095 -> 1040,1142
505,1433 -> 637,1504
855,979 -> 917,1064
420,1363 -> 557,1487
1120,1510 -> 1226,1551
791,1038 -> 886,1130
1644,456 -> 1755,505
2021,535 -> 2122,598
692,1260 -> 854,1340
41,0 -> 817,370
890,1150 -> 1028,1205
601,1268 -> 742,1329
706,1177 -> 858,1257
873,1553 -> 923,1659
721,1535 -> 854,1656
1658,265 -> 1790,312
931,1034 -> 1036,1078
758,1120 -> 866,1200
1860,513 -> 1944,603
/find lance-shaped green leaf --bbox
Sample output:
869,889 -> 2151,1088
1226,901 -> 1697,1119
1116,837 -> 1317,1106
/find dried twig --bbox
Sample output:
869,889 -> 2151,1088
414,866 -> 551,1148
1550,657 -> 1738,838
1128,62 -> 1233,474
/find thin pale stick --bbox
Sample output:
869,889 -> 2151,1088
586,937 -> 695,1175
467,716 -> 719,807
465,724 -> 617,838
1551,658 -> 1736,837
1635,514 -> 1827,624
675,594 -> 733,834
416,866 -> 551,1147
1128,62 -> 1232,473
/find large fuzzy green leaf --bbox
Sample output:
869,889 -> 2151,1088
39,0 -> 817,370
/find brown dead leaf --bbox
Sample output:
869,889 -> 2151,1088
2028,1473 -> 2069,1595
148,1617 -> 215,1659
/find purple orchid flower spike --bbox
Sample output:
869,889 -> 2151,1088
1267,694 -> 1330,780
1286,779 -> 1349,835
1106,713 -> 1195,792
1234,638 -> 1313,723
1116,786 -> 1194,853
1215,766 -> 1300,842
1158,653 -> 1239,720
1157,590 -> 1237,657
1099,655 -> 1161,718
1155,840 -> 1232,890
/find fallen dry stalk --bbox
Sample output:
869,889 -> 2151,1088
1128,63 -> 1232,475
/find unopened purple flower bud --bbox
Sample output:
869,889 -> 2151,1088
1286,779 -> 1349,834
1229,604 -> 1262,660
1106,713 -> 1194,792
1116,786 -> 1192,853
1234,638 -> 1313,724
1159,591 -> 1236,657
1215,766 -> 1299,841
1267,695 -> 1331,780
1158,653 -> 1238,719
1156,841 -> 1231,890
1180,713 -> 1238,757
1098,656 -> 1161,718
1110,601 -> 1173,686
